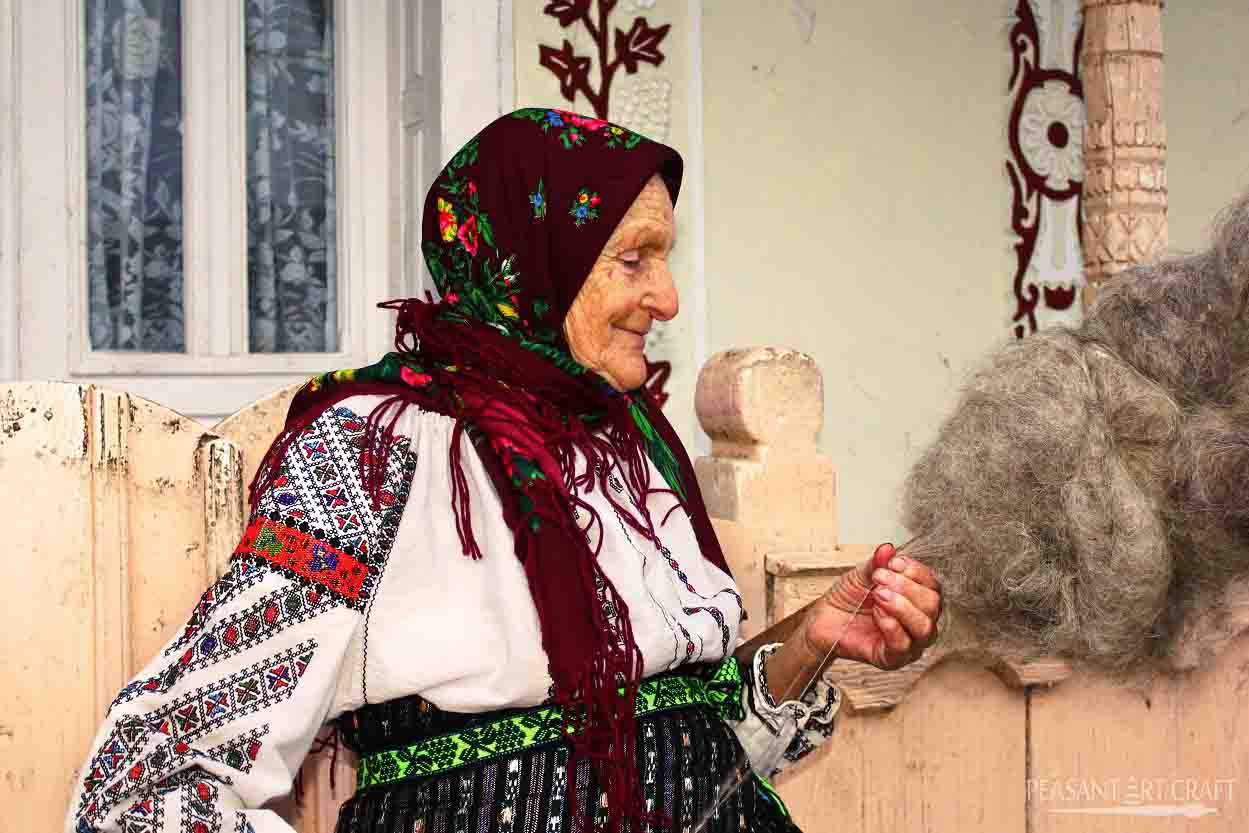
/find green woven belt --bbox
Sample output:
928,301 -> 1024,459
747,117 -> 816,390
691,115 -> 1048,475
355,658 -> 745,791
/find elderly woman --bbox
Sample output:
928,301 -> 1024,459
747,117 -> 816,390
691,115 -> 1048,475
66,110 -> 942,833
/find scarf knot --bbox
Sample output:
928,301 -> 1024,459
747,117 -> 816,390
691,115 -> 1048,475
378,295 -> 445,354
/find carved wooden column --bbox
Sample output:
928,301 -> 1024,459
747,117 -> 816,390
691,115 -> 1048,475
1080,0 -> 1167,308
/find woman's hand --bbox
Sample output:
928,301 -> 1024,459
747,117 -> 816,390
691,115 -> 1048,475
802,543 -> 943,670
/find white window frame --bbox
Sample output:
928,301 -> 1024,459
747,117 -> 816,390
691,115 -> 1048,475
3,0 -> 512,420
0,0 -> 16,385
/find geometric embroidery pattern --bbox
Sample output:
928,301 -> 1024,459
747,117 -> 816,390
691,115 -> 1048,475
204,725 -> 268,775
681,603 -> 732,662
749,643 -> 840,773
161,558 -> 269,661
176,777 -> 223,833
659,541 -> 744,621
78,641 -> 316,824
233,517 -> 370,609
246,405 -> 417,611
117,789 -> 167,833
78,407 -> 419,830
111,770 -> 224,833
252,405 -> 416,560
114,586 -> 333,711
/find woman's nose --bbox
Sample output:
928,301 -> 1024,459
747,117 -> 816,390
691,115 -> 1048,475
647,265 -> 680,321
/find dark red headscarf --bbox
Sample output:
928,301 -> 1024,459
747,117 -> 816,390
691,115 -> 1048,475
250,108 -> 731,832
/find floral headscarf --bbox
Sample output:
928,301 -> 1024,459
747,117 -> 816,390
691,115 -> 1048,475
250,108 -> 730,833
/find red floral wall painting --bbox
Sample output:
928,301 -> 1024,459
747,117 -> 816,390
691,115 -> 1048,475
1008,0 -> 1087,337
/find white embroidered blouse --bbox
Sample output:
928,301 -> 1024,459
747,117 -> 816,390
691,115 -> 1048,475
65,396 -> 842,833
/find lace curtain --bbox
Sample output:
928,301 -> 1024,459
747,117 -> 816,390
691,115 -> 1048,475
85,0 -> 338,354
85,0 -> 185,352
246,0 -> 338,353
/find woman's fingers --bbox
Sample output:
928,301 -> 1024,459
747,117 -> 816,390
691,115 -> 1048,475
873,566 -> 940,620
871,571 -> 938,646
871,605 -> 912,666
886,553 -> 942,594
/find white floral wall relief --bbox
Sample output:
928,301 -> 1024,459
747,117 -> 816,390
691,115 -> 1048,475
1007,0 -> 1086,337
612,75 -> 672,143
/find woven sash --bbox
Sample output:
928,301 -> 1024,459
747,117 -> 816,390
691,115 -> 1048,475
355,658 -> 745,791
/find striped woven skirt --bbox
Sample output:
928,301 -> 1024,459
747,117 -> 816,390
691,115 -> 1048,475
333,664 -> 803,833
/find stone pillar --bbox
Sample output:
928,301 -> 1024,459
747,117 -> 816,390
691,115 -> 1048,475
694,347 -> 837,549
693,347 -> 843,639
1080,0 -> 1168,309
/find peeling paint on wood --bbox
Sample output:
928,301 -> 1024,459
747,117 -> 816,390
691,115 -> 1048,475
0,381 -> 268,829
202,438 -> 245,581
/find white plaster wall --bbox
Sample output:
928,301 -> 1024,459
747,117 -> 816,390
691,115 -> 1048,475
702,1 -> 1017,546
1164,2 -> 1249,253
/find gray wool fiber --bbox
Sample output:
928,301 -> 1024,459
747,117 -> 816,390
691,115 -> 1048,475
902,191 -> 1249,678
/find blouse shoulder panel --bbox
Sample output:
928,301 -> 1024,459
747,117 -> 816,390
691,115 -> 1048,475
248,400 -> 420,612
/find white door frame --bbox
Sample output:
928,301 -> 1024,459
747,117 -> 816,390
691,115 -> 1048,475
0,0 -> 17,383
439,0 -> 514,169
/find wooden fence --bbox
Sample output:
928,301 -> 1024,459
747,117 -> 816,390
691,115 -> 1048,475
3,348 -> 1247,832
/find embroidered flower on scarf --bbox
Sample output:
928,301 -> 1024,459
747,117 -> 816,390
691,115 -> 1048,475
569,188 -> 601,226
603,124 -> 643,149
530,179 -> 547,220
458,215 -> 480,257
437,198 -> 457,242
400,366 -> 432,387
569,113 -> 608,132
512,108 -> 644,151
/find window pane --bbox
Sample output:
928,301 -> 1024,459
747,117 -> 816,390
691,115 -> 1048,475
246,0 -> 338,353
85,0 -> 186,353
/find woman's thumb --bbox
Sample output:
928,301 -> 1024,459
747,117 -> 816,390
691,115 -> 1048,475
869,542 -> 895,576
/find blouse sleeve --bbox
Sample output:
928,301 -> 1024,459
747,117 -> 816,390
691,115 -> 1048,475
725,643 -> 843,780
65,403 -> 418,833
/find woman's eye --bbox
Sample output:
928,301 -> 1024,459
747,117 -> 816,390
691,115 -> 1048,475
619,254 -> 641,268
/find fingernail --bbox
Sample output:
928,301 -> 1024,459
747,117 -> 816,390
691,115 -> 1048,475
875,586 -> 893,600
889,557 -> 907,571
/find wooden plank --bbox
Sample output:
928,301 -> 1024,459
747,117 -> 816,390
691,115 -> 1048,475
87,388 -> 133,716
0,382 -> 262,832
777,661 -> 1027,833
212,382 -> 302,496
0,383 -> 100,831
123,395 -> 215,666
201,438 -> 245,580
1030,630 -> 1249,833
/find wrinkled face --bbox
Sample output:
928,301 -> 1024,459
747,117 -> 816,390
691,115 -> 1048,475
563,174 -> 679,391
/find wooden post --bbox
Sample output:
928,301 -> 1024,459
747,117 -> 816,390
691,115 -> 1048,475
1080,0 -> 1167,309
693,348 -> 839,642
